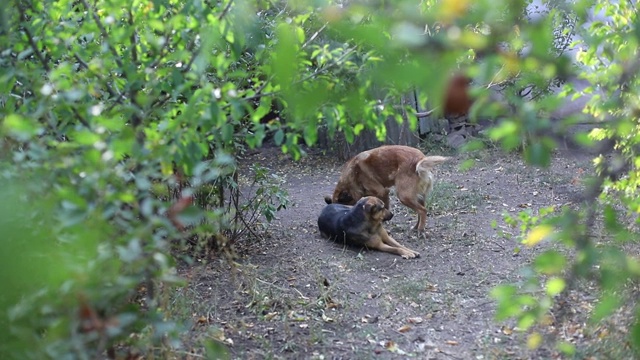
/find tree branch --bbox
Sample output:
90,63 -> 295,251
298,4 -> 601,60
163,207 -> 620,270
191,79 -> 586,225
295,47 -> 357,85
80,0 -> 125,70
73,53 -> 120,99
128,7 -> 138,64
70,106 -> 92,129
17,4 -> 50,72
302,23 -> 328,49
218,0 -> 234,20
148,31 -> 173,69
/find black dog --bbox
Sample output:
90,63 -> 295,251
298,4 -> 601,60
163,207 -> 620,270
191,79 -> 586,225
318,196 -> 420,259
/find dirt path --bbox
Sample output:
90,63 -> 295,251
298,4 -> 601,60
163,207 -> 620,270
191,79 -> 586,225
183,146 -> 600,359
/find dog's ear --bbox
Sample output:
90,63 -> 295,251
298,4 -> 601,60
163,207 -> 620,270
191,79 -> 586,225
337,191 -> 354,204
324,195 -> 333,204
363,201 -> 378,214
363,202 -> 373,213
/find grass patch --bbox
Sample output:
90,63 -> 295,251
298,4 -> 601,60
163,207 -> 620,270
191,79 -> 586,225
419,133 -> 458,156
388,278 -> 442,307
427,181 -> 483,215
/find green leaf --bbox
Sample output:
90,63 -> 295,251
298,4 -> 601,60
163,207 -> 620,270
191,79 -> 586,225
273,129 -> 285,145
303,122 -> 318,146
491,285 -> 522,320
591,293 -> 621,322
459,158 -> 475,171
2,114 -> 41,141
631,320 -> 640,352
204,338 -> 230,360
603,205 -> 621,231
251,97 -> 273,123
295,26 -> 305,44
545,277 -> 565,296
489,121 -> 518,141
273,23 -> 298,98
533,250 -> 566,275
461,139 -> 485,152
221,123 -> 235,143
524,141 -> 551,167
73,130 -> 101,146
556,341 -> 576,355
517,312 -> 537,330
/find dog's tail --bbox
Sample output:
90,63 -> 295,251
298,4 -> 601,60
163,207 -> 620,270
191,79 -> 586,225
416,156 -> 449,178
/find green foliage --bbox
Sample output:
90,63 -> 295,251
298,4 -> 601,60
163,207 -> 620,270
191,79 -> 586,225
0,0 -> 423,356
486,0 -> 640,353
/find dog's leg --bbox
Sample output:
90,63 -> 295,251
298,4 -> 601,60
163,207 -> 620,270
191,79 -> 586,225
397,190 -> 428,231
370,228 -> 420,258
367,235 -> 419,259
381,231 -> 421,258
381,188 -> 391,209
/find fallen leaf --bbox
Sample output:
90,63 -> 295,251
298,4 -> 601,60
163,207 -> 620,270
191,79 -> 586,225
321,312 -> 334,323
523,225 -> 553,247
397,325 -> 412,333
361,315 -> 379,324
287,311 -> 307,321
326,302 -> 340,309
541,314 -> 554,326
384,340 -> 406,354
407,317 -> 424,324
425,284 -> 438,292
212,329 -> 226,342
264,312 -> 279,321
598,328 -> 609,339
196,315 -> 208,325
527,332 -> 542,349
501,326 -> 513,335
445,340 -> 459,346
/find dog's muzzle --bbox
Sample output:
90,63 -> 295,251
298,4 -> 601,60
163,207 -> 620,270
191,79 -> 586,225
383,211 -> 393,221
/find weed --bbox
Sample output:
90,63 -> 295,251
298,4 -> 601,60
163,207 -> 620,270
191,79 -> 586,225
388,278 -> 441,308
419,133 -> 458,156
427,181 -> 483,215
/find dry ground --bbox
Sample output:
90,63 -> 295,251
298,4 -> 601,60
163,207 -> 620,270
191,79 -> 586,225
173,144 -> 639,359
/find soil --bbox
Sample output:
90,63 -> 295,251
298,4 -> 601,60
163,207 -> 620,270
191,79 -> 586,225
178,144 -> 635,359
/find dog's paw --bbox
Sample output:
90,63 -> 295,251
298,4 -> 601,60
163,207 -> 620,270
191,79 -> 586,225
401,251 -> 419,259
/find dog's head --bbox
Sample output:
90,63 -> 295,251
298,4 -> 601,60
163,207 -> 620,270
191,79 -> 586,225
325,190 -> 356,205
358,196 -> 393,222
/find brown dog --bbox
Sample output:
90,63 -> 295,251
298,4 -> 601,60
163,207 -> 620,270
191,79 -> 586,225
318,196 -> 420,259
325,145 -> 448,231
